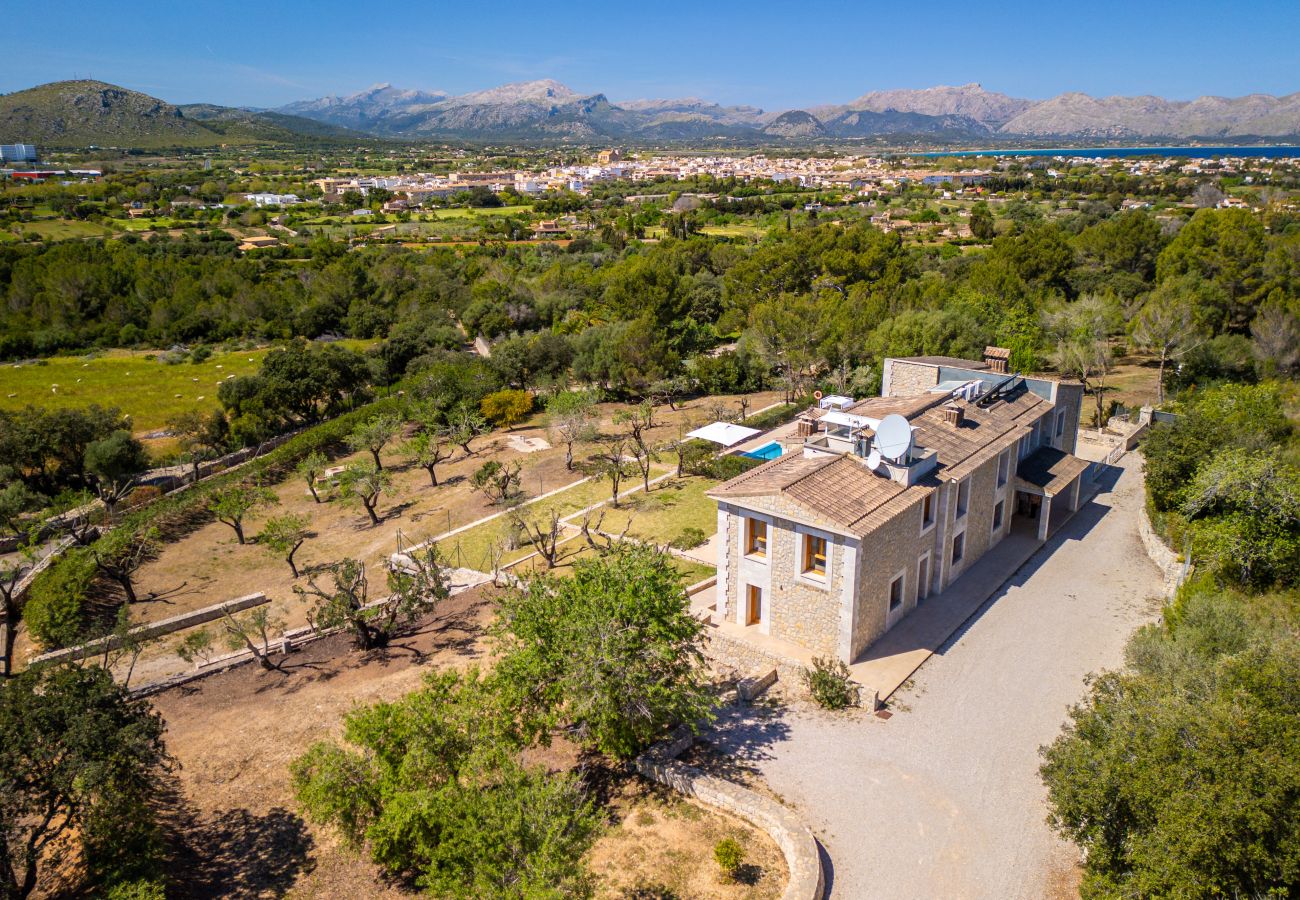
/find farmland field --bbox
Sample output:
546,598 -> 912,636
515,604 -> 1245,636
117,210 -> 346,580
0,342 -> 378,434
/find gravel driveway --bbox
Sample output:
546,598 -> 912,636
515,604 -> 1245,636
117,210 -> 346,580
707,457 -> 1164,899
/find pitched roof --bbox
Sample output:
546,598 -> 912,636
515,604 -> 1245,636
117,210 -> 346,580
707,452 -> 920,538
1017,447 -> 1092,496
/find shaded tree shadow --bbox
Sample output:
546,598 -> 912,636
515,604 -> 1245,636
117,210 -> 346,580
161,779 -> 314,900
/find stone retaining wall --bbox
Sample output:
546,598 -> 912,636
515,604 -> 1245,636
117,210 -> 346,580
1138,505 -> 1185,598
704,627 -> 812,699
636,728 -> 824,900
29,592 -> 268,667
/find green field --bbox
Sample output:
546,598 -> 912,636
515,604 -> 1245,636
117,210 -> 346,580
597,475 -> 722,546
0,348 -> 268,432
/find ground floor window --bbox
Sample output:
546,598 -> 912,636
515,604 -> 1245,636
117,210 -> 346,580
993,499 -> 1005,532
917,554 -> 931,602
952,531 -> 965,566
889,573 -> 905,611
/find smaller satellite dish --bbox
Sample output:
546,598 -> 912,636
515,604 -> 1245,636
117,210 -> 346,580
875,413 -> 912,461
866,449 -> 882,470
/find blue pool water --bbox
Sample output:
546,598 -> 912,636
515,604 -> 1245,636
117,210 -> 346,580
743,441 -> 784,461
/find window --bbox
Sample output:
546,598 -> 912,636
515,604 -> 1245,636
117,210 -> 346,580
745,518 -> 767,558
889,573 -> 905,611
917,554 -> 931,602
803,534 -> 828,578
952,531 -> 965,566
993,499 -> 1005,532
997,450 -> 1010,488
956,478 -> 970,518
1056,409 -> 1066,438
921,492 -> 935,530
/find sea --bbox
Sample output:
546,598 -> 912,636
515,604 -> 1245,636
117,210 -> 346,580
911,146 -> 1300,160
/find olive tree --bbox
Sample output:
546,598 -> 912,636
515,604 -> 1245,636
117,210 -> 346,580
339,462 -> 391,526
208,484 -> 278,544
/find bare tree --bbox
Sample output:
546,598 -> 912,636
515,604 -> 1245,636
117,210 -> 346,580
577,507 -> 633,553
1132,288 -> 1207,404
510,508 -> 572,569
0,536 -> 37,677
1044,295 -> 1122,427
1192,182 -> 1225,208
582,438 -> 637,508
546,391 -> 598,471
616,403 -> 658,493
1250,298 -> 1300,376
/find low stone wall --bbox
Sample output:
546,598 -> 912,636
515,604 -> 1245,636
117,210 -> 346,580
704,627 -> 812,699
29,592 -> 268,667
636,728 -> 824,900
1138,506 -> 1185,598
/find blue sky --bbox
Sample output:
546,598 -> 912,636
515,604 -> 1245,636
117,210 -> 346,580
3,0 -> 1297,110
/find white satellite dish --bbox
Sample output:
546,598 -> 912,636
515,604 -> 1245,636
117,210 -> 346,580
866,449 -> 882,470
875,413 -> 912,462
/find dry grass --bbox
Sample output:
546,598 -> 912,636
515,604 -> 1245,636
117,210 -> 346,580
589,779 -> 786,899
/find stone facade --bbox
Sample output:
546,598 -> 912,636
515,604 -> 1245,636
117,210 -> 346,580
850,491 -> 930,658
719,498 -> 847,658
882,358 -> 942,397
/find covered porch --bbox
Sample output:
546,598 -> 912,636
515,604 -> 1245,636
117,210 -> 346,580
1014,447 -> 1091,541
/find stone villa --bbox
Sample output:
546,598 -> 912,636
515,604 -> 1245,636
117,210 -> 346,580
707,350 -> 1089,664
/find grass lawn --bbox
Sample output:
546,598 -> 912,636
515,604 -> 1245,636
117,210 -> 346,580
423,205 -> 531,220
23,218 -> 114,240
440,463 -> 674,571
700,223 -> 767,238
595,474 -> 722,548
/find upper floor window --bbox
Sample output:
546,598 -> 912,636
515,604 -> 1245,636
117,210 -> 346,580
745,518 -> 767,558
1056,409 -> 1066,438
921,492 -> 935,530
997,450 -> 1010,488
803,533 -> 828,578
956,478 -> 970,518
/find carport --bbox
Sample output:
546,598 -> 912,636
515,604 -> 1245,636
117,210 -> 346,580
1015,447 -> 1091,541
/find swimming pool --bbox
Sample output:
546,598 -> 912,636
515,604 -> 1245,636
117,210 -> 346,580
742,441 -> 784,461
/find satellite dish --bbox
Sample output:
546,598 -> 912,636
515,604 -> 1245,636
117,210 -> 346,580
866,449 -> 882,470
875,413 -> 912,462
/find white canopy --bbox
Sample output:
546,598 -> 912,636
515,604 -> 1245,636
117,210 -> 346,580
820,410 -> 881,431
687,422 -> 762,447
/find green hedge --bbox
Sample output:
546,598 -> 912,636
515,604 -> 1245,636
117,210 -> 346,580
23,395 -> 408,650
740,397 -> 810,431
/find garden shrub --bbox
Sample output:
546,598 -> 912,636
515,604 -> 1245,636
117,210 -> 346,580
670,526 -> 708,550
801,655 -> 857,710
713,837 -> 745,882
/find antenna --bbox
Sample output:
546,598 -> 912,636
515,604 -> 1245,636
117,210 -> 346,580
875,414 -> 913,462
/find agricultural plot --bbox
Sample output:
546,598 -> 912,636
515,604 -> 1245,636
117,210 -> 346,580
0,348 -> 268,432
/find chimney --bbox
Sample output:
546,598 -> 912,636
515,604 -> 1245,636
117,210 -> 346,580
942,404 -> 964,427
984,345 -> 1011,374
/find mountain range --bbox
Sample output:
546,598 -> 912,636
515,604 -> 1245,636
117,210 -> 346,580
279,80 -> 1300,142
3,79 -> 1299,148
